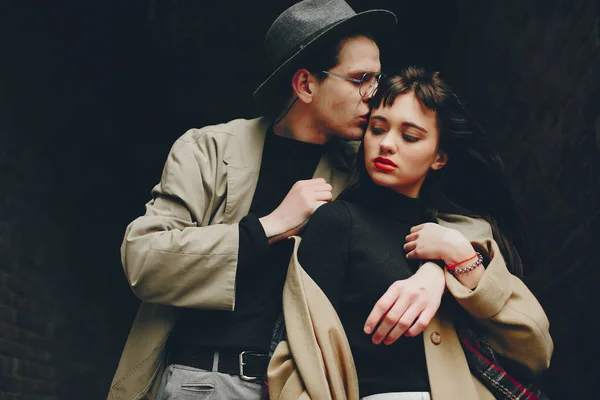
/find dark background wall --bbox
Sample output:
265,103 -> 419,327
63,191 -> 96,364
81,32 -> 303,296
0,0 -> 598,399
444,1 -> 600,397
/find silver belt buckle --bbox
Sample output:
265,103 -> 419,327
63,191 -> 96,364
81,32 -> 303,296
239,351 -> 267,381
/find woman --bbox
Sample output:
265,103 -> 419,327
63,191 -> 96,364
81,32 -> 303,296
268,67 -> 552,400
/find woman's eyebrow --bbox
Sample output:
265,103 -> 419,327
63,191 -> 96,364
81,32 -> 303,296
370,115 -> 388,123
402,121 -> 428,134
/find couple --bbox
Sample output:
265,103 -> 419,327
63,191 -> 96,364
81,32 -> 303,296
108,1 -> 552,399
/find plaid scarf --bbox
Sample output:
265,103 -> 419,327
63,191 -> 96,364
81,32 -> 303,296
458,327 -> 550,400
261,314 -> 287,400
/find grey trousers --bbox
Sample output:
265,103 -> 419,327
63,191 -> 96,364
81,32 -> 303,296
156,363 -> 263,400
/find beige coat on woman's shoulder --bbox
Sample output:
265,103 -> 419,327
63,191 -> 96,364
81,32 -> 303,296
269,218 -> 553,400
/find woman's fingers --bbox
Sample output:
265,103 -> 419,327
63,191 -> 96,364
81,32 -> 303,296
405,249 -> 422,259
403,240 -> 417,252
404,299 -> 439,337
410,224 -> 425,233
371,295 -> 411,345
382,301 -> 425,345
366,274 -> 444,345
405,232 -> 418,242
364,283 -> 400,334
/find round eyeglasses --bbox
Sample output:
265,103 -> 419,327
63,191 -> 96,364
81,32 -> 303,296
321,70 -> 385,98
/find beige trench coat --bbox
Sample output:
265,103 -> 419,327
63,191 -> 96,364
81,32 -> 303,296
268,226 -> 553,400
108,117 -> 358,400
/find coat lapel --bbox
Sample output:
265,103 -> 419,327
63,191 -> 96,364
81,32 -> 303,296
222,117 -> 270,222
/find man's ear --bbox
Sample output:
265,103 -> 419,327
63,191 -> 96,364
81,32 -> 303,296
431,149 -> 448,171
291,69 -> 315,104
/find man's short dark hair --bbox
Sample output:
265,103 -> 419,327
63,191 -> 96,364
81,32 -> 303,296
261,30 -> 375,119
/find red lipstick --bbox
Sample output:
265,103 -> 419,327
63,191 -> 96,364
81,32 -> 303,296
374,157 -> 397,172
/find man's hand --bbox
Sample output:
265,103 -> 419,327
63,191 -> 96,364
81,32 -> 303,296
364,262 -> 445,345
259,178 -> 332,244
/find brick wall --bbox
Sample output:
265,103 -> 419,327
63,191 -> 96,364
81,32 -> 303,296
442,0 -> 600,397
1,3 -> 66,397
0,2 -> 138,399
0,75 -> 64,400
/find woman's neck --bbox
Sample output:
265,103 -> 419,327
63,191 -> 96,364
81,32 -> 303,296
347,179 -> 426,225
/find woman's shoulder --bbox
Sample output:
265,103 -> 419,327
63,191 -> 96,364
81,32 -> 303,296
300,200 -> 354,251
309,200 -> 353,227
312,199 -> 352,217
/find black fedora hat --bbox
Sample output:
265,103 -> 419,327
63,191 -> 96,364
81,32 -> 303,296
254,0 -> 397,104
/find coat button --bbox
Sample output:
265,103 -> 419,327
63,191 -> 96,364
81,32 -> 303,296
430,331 -> 442,345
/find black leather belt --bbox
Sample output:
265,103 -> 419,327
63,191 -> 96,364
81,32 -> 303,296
169,347 -> 270,381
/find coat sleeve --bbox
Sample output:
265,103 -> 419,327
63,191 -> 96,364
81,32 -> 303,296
121,135 -> 239,311
439,215 -> 553,375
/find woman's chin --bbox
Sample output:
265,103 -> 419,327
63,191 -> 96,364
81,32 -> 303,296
368,172 -> 396,189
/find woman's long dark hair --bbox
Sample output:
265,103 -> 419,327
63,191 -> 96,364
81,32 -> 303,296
340,66 -> 530,277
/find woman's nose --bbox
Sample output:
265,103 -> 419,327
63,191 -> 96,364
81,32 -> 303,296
379,134 -> 395,153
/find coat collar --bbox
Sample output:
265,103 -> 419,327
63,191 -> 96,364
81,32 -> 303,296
222,117 -> 271,168
222,117 -> 358,212
222,116 -> 358,173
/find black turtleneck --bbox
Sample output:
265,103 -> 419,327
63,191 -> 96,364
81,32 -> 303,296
297,181 -> 433,397
169,128 -> 325,354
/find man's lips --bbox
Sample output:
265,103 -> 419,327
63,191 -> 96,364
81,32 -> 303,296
374,157 -> 397,172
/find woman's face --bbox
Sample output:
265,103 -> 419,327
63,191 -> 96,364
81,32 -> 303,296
363,91 -> 447,198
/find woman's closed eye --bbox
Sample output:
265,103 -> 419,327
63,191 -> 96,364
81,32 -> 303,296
370,127 -> 386,135
402,134 -> 420,143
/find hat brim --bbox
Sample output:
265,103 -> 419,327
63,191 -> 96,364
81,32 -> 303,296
253,9 -> 397,105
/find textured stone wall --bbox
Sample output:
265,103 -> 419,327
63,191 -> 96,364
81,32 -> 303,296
442,1 -> 600,398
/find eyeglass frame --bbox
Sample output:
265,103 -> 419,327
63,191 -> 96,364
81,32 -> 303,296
320,70 -> 385,98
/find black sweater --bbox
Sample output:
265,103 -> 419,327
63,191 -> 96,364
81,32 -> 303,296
297,182 -> 432,397
169,129 -> 324,353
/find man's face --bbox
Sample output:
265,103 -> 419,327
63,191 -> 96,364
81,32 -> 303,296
311,35 -> 381,141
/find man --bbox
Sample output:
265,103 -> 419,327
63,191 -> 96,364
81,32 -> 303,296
108,1 -> 397,399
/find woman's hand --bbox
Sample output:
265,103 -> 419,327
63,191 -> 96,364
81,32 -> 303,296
403,222 -> 474,264
364,262 -> 445,345
404,222 -> 485,289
